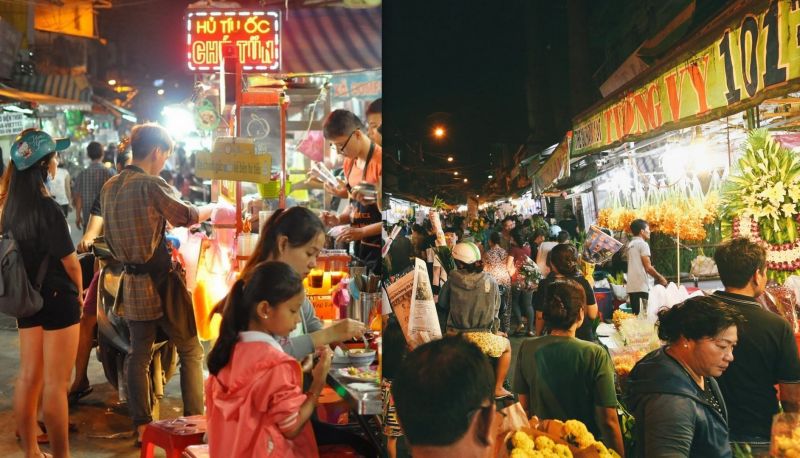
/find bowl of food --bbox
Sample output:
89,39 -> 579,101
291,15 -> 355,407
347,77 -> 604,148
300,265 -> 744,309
347,348 -> 376,366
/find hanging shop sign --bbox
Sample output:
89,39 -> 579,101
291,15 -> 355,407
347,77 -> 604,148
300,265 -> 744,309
0,112 -> 26,136
531,133 -> 572,195
572,0 -> 800,156
331,71 -> 383,103
196,137 -> 271,183
186,9 -> 281,73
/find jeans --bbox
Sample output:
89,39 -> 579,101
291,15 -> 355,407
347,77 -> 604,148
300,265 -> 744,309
511,287 -> 535,333
127,316 -> 204,426
629,292 -> 649,315
498,285 -> 511,334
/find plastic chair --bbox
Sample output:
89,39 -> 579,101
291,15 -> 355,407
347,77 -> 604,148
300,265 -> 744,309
140,415 -> 207,458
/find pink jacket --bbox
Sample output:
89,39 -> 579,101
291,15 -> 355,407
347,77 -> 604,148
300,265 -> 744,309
205,339 -> 318,457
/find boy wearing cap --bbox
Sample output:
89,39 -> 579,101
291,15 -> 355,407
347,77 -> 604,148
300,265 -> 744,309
437,241 -> 512,398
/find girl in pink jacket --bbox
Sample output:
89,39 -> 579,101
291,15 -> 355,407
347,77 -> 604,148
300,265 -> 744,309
205,261 -> 333,457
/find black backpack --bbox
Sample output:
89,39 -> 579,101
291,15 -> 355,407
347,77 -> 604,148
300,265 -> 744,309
0,232 -> 48,318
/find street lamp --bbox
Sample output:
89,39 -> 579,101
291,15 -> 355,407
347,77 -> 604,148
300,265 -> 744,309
434,126 -> 445,139
108,79 -> 117,86
447,156 -> 454,162
454,171 -> 459,176
488,175 -> 493,179
463,178 -> 468,183
157,89 -> 165,96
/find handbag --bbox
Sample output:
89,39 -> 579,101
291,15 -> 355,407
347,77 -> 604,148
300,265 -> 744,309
0,231 -> 49,318
162,263 -> 198,342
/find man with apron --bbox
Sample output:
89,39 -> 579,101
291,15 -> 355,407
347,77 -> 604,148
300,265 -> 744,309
321,109 -> 383,274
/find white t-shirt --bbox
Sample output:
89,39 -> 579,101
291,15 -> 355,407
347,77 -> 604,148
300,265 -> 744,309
51,168 -> 70,206
536,241 -> 558,277
626,237 -> 652,293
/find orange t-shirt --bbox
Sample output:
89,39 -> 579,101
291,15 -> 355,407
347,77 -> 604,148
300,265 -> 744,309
343,144 -> 382,189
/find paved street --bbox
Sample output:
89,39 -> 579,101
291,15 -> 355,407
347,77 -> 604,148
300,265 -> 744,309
0,213 -> 188,457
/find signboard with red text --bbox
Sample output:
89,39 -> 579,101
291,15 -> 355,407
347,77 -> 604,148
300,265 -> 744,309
186,9 -> 281,73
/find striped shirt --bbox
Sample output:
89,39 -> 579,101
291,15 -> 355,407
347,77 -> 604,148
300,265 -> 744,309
100,165 -> 199,321
73,162 -> 113,223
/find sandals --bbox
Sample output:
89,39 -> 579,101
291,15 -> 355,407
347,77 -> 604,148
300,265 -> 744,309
14,429 -> 48,444
67,386 -> 93,405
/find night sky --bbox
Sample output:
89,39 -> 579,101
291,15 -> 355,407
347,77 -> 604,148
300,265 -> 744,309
383,0 -> 531,194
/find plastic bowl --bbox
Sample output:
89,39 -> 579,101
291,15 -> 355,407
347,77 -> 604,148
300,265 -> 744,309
347,349 -> 376,366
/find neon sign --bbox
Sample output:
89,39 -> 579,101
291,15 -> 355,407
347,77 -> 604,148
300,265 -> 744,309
186,10 -> 281,73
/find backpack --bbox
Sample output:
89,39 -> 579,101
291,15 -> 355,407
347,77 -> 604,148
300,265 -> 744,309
0,232 -> 48,318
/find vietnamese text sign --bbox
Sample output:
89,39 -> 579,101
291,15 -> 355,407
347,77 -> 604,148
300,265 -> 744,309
0,112 -> 26,137
573,0 -> 800,156
186,9 -> 281,72
196,137 -> 271,183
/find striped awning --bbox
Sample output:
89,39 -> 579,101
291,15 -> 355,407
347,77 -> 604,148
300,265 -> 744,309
282,7 -> 381,75
0,84 -> 91,110
12,73 -> 93,103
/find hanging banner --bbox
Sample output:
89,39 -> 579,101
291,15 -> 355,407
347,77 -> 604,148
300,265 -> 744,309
186,9 -> 281,73
331,71 -> 383,103
572,0 -> 800,157
531,133 -> 572,194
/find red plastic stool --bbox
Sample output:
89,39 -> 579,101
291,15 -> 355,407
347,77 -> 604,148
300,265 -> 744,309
182,444 -> 210,458
140,415 -> 207,458
317,386 -> 350,425
319,444 -> 361,457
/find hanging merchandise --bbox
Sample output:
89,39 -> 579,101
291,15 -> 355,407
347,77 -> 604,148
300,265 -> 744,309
721,129 -> 800,283
194,98 -> 221,132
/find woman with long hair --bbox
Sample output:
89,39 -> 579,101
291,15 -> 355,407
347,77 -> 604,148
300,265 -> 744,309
4,129 -> 83,458
237,207 -> 365,360
484,231 -> 515,335
535,244 -> 599,341
206,261 -> 332,457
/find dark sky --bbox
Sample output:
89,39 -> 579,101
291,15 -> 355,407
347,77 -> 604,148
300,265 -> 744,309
383,0 -> 531,192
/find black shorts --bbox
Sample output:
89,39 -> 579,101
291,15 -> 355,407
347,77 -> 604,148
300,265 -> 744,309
17,287 -> 81,331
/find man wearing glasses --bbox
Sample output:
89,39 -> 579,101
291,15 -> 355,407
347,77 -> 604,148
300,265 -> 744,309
321,109 -> 383,274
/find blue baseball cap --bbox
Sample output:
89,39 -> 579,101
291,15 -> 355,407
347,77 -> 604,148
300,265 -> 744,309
11,129 -> 70,171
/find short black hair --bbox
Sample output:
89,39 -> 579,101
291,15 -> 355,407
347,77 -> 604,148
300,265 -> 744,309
557,230 -> 571,243
489,231 -> 501,246
657,295 -> 745,343
366,98 -> 382,115
714,237 -> 766,288
502,215 -> 514,224
392,335 -> 494,446
87,142 -> 103,160
323,109 -> 365,139
630,219 -> 648,235
542,279 -> 586,330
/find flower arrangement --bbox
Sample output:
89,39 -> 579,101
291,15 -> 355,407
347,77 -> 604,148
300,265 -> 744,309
721,129 -> 800,283
514,257 -> 543,291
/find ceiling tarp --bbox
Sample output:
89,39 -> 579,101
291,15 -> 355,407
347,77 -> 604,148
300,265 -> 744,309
12,73 -> 93,103
282,7 -> 381,74
92,96 -> 137,123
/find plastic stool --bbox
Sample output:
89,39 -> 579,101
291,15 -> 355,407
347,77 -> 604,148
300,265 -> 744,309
317,386 -> 349,425
140,415 -> 207,458
182,444 -> 210,458
319,444 -> 361,457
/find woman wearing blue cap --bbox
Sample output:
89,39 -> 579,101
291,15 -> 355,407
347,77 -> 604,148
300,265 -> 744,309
4,128 -> 82,458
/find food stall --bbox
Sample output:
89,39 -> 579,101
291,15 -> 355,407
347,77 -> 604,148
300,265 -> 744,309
178,3 -> 384,453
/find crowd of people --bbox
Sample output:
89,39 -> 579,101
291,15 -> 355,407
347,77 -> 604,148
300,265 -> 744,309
4,100 -> 383,458
383,206 -> 800,457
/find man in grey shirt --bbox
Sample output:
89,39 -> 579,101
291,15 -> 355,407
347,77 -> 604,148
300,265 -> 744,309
626,219 -> 667,314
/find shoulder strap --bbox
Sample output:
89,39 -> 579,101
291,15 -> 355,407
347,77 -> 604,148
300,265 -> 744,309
361,142 -> 376,181
32,256 -> 49,291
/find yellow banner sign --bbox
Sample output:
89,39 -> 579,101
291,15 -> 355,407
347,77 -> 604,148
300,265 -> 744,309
573,0 -> 800,156
196,137 -> 271,183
